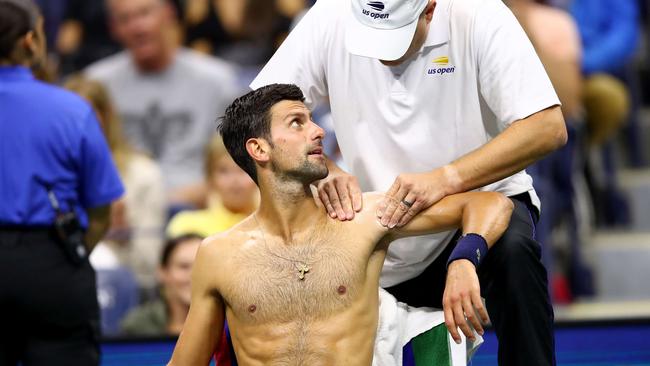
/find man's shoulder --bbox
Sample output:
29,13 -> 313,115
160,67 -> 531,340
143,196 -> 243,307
363,191 -> 384,210
84,51 -> 131,81
348,192 -> 386,230
361,191 -> 384,210
200,216 -> 255,254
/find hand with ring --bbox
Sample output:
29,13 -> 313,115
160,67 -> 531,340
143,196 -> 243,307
377,167 -> 460,228
401,199 -> 414,208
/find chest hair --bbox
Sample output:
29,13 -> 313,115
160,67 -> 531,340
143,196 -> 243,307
222,223 -> 368,323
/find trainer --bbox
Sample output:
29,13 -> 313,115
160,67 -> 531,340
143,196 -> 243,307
251,0 -> 566,364
0,1 -> 124,365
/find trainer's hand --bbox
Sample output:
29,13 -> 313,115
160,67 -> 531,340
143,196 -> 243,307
377,166 -> 460,228
315,171 -> 362,220
442,260 -> 489,344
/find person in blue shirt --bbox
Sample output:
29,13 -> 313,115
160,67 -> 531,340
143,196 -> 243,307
570,0 -> 640,227
0,1 -> 124,365
570,0 -> 639,76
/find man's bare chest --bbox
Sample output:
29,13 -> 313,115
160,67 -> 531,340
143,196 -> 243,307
219,230 -> 373,323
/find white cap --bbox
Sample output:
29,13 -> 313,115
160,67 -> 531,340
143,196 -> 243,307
345,0 -> 429,61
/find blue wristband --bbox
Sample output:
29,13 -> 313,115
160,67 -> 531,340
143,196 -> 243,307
447,233 -> 488,268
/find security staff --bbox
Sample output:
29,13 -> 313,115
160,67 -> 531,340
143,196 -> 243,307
0,1 -> 124,365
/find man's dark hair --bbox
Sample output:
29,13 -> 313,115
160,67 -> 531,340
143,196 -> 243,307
161,233 -> 204,268
218,83 -> 305,184
0,0 -> 39,59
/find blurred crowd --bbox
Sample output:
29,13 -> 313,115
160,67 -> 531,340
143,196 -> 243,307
23,0 -> 650,337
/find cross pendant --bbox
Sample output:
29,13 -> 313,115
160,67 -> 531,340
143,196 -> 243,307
297,264 -> 310,281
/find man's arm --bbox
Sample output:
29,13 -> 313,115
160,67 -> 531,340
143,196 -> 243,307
168,241 -> 225,366
387,191 -> 514,246
377,105 -> 566,228
382,191 -> 514,344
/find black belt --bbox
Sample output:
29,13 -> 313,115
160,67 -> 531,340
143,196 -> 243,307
0,225 -> 55,238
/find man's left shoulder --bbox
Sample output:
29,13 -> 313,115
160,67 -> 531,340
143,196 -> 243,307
362,192 -> 384,209
352,192 -> 387,230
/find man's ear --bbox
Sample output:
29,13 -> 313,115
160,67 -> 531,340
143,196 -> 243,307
246,137 -> 271,163
425,0 -> 436,22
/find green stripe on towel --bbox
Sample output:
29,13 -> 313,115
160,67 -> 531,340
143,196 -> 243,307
411,323 -> 451,366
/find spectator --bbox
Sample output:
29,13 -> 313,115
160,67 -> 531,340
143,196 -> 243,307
507,0 -> 583,121
506,0 -> 595,301
120,234 -> 202,336
34,0 -> 66,50
167,135 -> 258,238
65,76 -> 167,292
0,1 -> 124,364
183,0 -> 304,67
31,0 -> 65,82
570,0 -> 640,226
56,0 -> 121,75
85,0 -> 241,210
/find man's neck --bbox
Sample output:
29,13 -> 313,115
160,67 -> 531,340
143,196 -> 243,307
133,46 -> 176,74
257,178 -> 324,243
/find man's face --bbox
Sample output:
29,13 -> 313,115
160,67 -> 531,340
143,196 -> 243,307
159,238 -> 201,307
210,154 -> 258,213
108,0 -> 169,63
266,100 -> 328,184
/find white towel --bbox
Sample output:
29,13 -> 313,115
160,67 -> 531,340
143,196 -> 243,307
372,288 -> 483,366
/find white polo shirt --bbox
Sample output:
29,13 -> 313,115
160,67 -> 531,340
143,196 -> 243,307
251,0 -> 560,287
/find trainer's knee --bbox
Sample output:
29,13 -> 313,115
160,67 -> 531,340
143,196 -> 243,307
488,227 -> 543,277
498,229 -> 541,259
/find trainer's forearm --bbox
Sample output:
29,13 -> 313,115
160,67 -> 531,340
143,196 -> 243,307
446,105 -> 566,194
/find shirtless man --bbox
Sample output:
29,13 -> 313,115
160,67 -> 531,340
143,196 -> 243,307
168,84 -> 514,365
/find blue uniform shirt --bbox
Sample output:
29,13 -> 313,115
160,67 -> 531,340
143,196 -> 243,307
0,66 -> 124,227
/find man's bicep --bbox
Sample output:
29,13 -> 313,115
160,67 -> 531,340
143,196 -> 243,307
169,245 -> 225,365
171,293 -> 225,365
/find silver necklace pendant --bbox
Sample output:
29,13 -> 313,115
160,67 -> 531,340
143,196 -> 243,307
297,263 -> 310,280
255,214 -> 314,282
